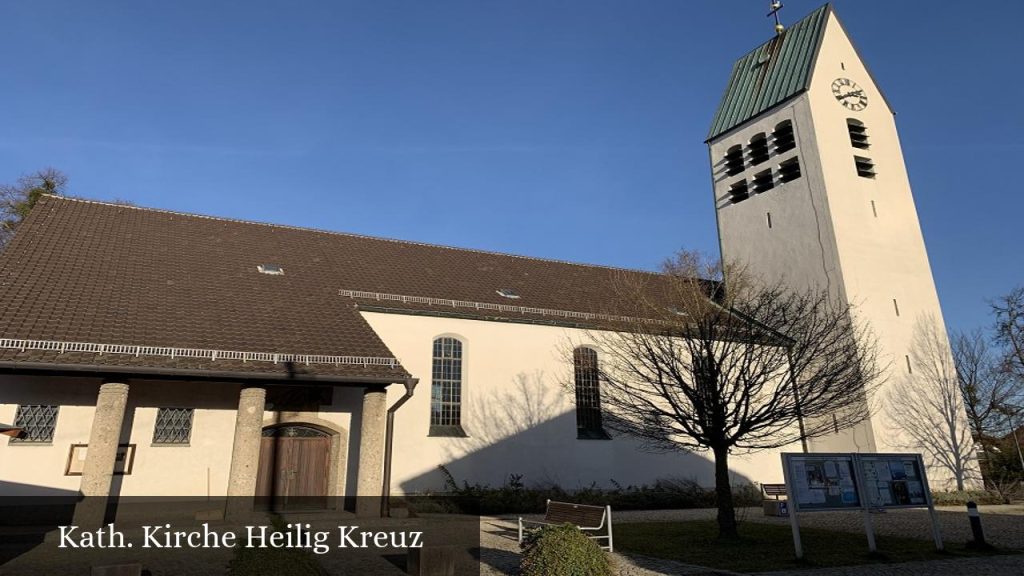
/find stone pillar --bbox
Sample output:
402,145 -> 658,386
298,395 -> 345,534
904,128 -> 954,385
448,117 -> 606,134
225,386 -> 266,521
73,381 -> 130,528
355,385 -> 388,517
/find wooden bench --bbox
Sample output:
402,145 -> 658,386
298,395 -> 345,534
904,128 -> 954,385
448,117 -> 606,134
761,483 -> 788,517
518,500 -> 613,552
762,483 -> 787,499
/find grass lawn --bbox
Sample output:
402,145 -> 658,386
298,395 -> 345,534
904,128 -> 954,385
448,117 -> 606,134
613,520 -> 1015,572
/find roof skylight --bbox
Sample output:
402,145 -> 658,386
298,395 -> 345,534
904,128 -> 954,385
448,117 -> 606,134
257,264 -> 285,275
496,288 -> 520,299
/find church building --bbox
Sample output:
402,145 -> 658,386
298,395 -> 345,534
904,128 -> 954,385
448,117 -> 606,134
0,4 -> 970,520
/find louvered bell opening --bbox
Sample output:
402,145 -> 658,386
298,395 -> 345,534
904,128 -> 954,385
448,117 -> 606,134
848,121 -> 870,149
753,169 -> 774,193
773,122 -> 796,154
728,180 -> 749,204
748,135 -> 770,166
779,157 -> 801,183
724,146 -> 744,176
855,156 -> 876,179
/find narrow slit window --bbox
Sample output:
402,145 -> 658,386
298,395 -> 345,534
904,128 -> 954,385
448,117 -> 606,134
773,121 -> 796,154
728,180 -> 749,203
724,145 -> 744,176
752,169 -> 774,193
854,156 -> 876,179
748,134 -> 769,166
778,157 -> 801,183
905,355 -> 913,374
847,119 -> 870,149
893,298 -> 901,317
871,200 -> 878,218
766,212 -> 773,229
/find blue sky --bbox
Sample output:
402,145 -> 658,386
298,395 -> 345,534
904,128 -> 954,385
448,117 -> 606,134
2,1 -> 1021,333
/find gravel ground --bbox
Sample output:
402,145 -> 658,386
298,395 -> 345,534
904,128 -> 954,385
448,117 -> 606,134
481,504 -> 1024,576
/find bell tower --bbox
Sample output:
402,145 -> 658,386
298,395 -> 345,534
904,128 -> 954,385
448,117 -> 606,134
707,4 -> 966,458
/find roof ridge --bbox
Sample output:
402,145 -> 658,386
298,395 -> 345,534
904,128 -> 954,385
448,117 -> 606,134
40,194 -> 666,278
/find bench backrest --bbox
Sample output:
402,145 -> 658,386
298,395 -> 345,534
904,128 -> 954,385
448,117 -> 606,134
544,501 -> 607,529
762,483 -> 787,497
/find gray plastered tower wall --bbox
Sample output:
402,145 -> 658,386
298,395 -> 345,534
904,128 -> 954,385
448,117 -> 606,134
708,6 -> 975,476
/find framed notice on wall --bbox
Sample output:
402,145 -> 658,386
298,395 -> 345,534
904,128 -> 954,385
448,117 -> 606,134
65,443 -> 136,476
782,453 -> 861,512
858,454 -> 929,508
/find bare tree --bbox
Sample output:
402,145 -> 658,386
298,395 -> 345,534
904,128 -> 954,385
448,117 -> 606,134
993,287 -> 1024,381
952,329 -> 1017,479
885,317 -> 978,490
577,252 -> 881,539
0,168 -> 67,247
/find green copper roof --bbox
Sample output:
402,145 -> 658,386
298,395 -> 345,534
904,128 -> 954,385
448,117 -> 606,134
707,4 -> 831,141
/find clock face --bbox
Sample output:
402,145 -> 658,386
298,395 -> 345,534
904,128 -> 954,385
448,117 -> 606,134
831,78 -> 868,111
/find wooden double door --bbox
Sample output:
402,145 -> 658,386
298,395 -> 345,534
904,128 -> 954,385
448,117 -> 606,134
255,426 -> 331,510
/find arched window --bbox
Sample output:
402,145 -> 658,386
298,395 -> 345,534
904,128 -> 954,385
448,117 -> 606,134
574,347 -> 609,439
773,120 -> 796,153
748,133 -> 770,165
429,337 -> 466,436
724,145 -> 744,176
847,119 -> 869,149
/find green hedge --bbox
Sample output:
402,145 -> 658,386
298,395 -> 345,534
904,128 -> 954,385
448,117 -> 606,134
930,490 -> 1007,506
520,523 -> 613,576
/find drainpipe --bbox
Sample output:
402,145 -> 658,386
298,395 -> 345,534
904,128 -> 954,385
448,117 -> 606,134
382,377 -> 418,517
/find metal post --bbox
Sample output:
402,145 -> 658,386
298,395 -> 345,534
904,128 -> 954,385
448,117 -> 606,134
861,508 -> 877,552
966,501 -> 988,548
918,454 -> 944,551
781,455 -> 803,559
606,505 -> 614,553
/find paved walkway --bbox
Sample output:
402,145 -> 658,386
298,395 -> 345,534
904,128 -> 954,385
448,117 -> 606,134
481,504 -> 1024,575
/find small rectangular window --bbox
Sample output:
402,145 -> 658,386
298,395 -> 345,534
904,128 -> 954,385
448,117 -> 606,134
728,180 -> 749,203
153,408 -> 194,445
778,157 -> 801,183
11,404 -> 59,443
752,169 -> 774,193
855,156 -> 876,179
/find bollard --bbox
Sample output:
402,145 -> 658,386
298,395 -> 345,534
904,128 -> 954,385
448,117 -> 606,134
966,501 -> 989,549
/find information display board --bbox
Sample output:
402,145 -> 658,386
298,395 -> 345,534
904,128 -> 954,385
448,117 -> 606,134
858,455 -> 928,508
784,454 -> 860,511
780,452 -> 941,559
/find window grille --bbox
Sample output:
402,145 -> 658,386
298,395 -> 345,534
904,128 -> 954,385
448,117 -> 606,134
574,348 -> 608,439
752,169 -> 774,193
262,425 -> 327,438
773,121 -> 796,153
779,157 -> 802,183
847,119 -> 869,149
854,156 -> 876,179
152,407 -> 194,444
724,145 -> 744,176
12,404 -> 58,443
728,180 -> 749,204
430,337 -> 465,435
748,134 -> 770,166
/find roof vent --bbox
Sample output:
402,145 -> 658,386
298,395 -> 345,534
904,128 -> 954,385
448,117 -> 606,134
496,288 -> 520,299
257,264 -> 285,276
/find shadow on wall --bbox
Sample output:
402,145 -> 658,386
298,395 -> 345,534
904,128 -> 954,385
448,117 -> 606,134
400,371 -> 752,493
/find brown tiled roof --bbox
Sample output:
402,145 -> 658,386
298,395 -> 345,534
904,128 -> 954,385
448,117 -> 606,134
0,196 -> 685,381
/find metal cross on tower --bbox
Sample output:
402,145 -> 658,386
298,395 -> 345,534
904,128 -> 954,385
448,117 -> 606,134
768,1 -> 785,35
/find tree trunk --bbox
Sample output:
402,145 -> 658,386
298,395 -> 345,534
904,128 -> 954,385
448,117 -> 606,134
712,444 -> 738,539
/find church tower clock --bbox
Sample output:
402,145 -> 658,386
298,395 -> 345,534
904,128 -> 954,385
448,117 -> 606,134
706,3 -> 976,477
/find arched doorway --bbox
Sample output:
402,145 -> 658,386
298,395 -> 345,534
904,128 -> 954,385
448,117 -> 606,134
255,425 -> 331,510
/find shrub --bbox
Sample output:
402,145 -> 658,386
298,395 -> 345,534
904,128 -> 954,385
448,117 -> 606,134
930,489 -> 1006,506
520,523 -> 613,576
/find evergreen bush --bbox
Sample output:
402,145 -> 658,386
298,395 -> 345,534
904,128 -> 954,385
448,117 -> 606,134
520,523 -> 613,576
